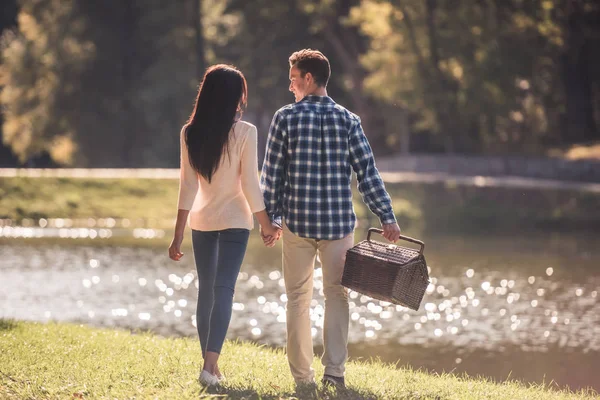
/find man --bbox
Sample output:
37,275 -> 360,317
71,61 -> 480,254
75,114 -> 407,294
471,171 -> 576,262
260,49 -> 400,388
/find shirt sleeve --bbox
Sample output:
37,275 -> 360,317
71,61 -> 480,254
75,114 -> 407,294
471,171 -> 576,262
348,118 -> 397,225
260,110 -> 287,222
240,124 -> 267,213
177,126 -> 199,210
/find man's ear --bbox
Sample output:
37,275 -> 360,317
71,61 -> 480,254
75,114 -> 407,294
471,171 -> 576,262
304,72 -> 314,85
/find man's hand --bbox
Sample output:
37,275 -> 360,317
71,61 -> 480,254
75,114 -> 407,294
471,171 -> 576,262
382,222 -> 401,243
260,223 -> 281,247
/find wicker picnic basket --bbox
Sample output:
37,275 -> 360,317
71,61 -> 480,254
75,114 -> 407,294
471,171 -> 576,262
341,228 -> 430,311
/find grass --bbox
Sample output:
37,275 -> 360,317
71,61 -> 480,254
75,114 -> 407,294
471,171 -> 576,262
2,176 -> 600,235
548,142 -> 600,160
0,320 -> 597,400
0,177 -> 177,224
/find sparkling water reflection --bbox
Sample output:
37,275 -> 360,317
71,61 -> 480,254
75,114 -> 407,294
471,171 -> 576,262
1,231 -> 599,391
0,218 -> 165,240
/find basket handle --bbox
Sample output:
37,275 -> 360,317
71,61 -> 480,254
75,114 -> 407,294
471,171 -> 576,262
367,228 -> 425,254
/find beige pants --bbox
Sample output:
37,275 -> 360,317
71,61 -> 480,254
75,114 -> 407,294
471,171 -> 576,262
282,222 -> 354,382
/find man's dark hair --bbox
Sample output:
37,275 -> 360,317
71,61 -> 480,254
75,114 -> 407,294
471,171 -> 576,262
289,49 -> 330,87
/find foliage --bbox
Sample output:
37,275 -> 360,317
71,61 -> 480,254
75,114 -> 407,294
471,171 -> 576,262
1,0 -> 199,167
350,0 -> 600,153
1,0 -> 93,164
0,0 -> 599,166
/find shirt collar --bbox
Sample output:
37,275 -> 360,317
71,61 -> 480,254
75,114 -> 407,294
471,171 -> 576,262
301,95 -> 335,105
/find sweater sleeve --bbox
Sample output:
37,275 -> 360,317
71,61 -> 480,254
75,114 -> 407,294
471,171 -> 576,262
240,124 -> 267,213
177,126 -> 199,210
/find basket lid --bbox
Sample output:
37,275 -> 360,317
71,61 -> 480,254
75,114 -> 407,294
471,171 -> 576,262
349,239 -> 421,266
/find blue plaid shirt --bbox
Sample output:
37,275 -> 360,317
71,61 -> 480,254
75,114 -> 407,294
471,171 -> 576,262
260,95 -> 396,240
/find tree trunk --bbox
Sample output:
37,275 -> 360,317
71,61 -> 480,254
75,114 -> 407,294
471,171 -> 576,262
399,109 -> 411,155
562,0 -> 597,143
121,0 -> 137,167
398,0 -> 457,153
0,0 -> 19,166
425,0 -> 459,153
324,26 -> 374,135
321,0 -> 377,141
193,0 -> 206,81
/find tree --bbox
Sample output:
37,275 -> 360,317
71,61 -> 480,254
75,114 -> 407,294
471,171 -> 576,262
0,0 -> 19,165
350,0 -> 599,154
211,0 -> 319,160
1,0 -> 94,164
1,0 -> 202,167
2,0 -> 597,165
193,0 -> 206,81
70,1 -> 199,167
560,0 -> 600,144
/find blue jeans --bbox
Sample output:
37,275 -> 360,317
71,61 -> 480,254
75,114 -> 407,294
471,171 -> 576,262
192,228 -> 249,355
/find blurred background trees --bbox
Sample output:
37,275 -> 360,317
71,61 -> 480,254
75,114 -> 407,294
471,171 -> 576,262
1,0 -> 599,167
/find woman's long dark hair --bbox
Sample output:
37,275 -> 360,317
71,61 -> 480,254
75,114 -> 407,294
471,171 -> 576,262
185,64 -> 247,183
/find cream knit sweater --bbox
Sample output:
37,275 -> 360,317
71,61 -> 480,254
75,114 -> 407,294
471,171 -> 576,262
177,120 -> 266,231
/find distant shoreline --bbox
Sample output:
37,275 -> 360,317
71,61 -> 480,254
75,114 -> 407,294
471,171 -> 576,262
1,168 -> 599,193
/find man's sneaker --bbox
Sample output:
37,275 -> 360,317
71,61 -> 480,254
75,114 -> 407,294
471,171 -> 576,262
321,374 -> 345,388
198,369 -> 219,386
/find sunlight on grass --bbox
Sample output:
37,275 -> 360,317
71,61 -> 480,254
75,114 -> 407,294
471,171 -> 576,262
556,143 -> 600,161
0,320 -> 597,399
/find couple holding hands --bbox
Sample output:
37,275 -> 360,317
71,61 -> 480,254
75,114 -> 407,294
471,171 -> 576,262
168,48 -> 400,389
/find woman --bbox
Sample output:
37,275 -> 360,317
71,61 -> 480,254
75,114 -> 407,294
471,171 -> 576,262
168,64 -> 280,386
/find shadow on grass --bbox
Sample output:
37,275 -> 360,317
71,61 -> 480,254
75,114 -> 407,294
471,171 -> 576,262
0,319 -> 18,332
202,383 -> 382,400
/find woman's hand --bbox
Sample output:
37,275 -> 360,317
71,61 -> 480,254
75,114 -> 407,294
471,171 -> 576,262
261,222 -> 282,247
170,209 -> 190,261
169,235 -> 184,261
254,210 -> 281,247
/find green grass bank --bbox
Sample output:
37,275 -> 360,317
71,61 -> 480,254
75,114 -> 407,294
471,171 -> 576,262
2,176 -> 599,234
0,320 -> 597,400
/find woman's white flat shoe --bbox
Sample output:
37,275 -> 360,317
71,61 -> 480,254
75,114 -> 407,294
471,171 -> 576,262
199,369 -> 219,386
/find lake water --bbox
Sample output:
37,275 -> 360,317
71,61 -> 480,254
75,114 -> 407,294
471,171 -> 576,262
1,225 -> 599,392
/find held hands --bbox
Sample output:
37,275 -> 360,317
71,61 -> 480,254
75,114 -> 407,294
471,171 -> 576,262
260,222 -> 282,247
168,235 -> 184,261
382,222 -> 401,243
